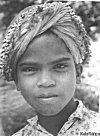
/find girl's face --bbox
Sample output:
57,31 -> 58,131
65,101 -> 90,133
17,34 -> 76,116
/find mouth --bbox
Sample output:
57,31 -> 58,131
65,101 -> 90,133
37,94 -> 58,98
37,94 -> 58,101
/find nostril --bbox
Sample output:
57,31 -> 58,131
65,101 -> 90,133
37,70 -> 56,88
37,80 -> 56,88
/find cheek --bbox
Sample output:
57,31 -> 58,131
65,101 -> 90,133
17,75 -> 36,96
59,70 -> 76,94
17,78 -> 37,106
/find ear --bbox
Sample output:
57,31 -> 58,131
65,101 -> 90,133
76,64 -> 83,84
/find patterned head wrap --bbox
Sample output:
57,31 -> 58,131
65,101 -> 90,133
0,2 -> 91,81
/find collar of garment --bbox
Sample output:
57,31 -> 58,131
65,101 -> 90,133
27,99 -> 86,135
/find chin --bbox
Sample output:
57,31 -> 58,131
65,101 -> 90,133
41,111 -> 59,116
36,107 -> 63,116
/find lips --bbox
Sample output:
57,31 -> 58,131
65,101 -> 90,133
37,94 -> 58,99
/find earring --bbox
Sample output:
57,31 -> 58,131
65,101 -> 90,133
76,76 -> 81,84
16,86 -> 21,93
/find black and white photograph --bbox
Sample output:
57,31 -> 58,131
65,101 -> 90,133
0,0 -> 100,136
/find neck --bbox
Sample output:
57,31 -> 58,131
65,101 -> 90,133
37,98 -> 78,135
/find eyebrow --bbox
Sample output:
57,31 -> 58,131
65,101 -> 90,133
18,62 -> 41,67
50,57 -> 71,65
18,57 -> 71,67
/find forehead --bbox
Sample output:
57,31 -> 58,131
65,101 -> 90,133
19,34 -> 73,63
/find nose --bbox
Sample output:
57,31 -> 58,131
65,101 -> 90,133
37,70 -> 56,88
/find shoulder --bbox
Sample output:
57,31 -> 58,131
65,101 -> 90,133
87,109 -> 100,131
84,106 -> 100,121
12,116 -> 37,136
74,100 -> 100,132
12,124 -> 32,136
81,107 -> 100,132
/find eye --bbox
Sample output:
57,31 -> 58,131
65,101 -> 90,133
21,67 -> 39,73
53,63 -> 68,71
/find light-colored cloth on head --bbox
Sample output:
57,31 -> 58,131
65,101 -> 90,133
0,2 -> 91,81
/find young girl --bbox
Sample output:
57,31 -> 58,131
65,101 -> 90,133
0,2 -> 100,136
